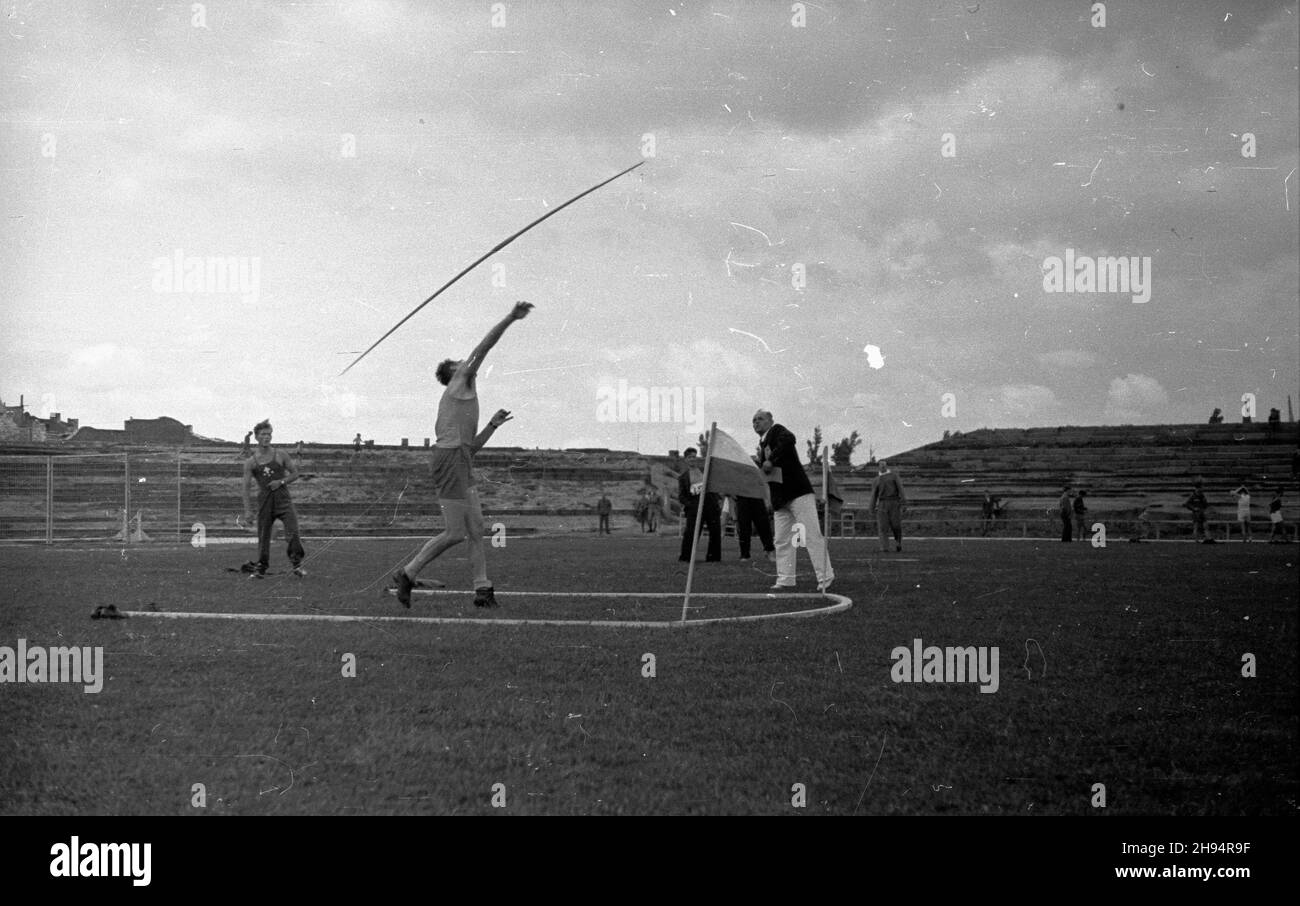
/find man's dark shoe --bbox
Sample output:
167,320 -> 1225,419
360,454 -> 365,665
473,586 -> 500,608
392,569 -> 414,608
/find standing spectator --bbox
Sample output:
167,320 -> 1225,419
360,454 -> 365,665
649,484 -> 663,532
752,411 -> 833,590
1232,483 -> 1252,542
1073,490 -> 1089,541
735,493 -> 775,561
1208,408 -> 1224,424
636,479 -> 662,533
1183,481 -> 1209,542
596,492 -> 612,534
678,448 -> 721,562
353,432 -> 363,453
980,491 -> 996,536
870,461 -> 907,552
1058,485 -> 1074,542
1133,498 -> 1154,542
1268,487 -> 1286,543
295,440 -> 305,458
1292,445 -> 1300,481
1267,408 -> 1281,441
240,430 -> 253,457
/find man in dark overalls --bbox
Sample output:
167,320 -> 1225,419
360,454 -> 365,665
242,420 -> 306,578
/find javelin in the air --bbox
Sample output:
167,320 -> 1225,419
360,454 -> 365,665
340,160 -> 646,375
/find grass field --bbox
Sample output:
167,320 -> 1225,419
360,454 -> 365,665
0,533 -> 1296,815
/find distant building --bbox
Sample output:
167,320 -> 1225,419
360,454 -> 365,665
0,398 -> 47,442
0,397 -> 194,446
125,416 -> 193,445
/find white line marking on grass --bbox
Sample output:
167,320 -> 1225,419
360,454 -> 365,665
123,593 -> 852,628
402,588 -> 829,599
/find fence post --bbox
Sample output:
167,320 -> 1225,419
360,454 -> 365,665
123,452 -> 130,543
46,456 -> 53,544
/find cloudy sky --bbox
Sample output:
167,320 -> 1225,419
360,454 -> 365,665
2,0 -> 1296,459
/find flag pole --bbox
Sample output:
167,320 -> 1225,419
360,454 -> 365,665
681,422 -> 718,623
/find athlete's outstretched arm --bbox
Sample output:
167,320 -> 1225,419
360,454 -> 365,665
471,409 -> 513,453
460,301 -> 533,381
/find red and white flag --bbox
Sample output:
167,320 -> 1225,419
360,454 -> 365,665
704,427 -> 770,503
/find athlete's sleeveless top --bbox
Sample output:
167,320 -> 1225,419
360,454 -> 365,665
251,452 -> 289,500
434,383 -> 479,449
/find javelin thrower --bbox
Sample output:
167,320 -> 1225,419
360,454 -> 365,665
389,300 -> 533,608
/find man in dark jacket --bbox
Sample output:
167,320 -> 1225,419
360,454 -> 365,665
752,410 -> 833,591
870,462 -> 907,552
678,447 -> 721,562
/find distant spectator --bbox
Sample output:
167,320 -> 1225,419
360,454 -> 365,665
241,430 -> 253,457
1267,408 -> 1281,440
1232,483 -> 1252,543
1135,501 -> 1153,542
1183,481 -> 1209,542
1292,445 -> 1300,480
678,447 -> 721,562
1058,486 -> 1074,542
735,493 -> 775,561
353,432 -> 362,454
596,492 -> 612,534
636,480 -> 661,533
870,461 -> 907,552
1073,490 -> 1089,541
977,491 -> 998,532
1208,408 -> 1224,424
1268,488 -> 1286,543
295,440 -> 305,458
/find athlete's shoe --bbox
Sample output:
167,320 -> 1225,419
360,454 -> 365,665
473,586 -> 500,609
249,568 -> 267,580
768,583 -> 796,591
817,577 -> 834,593
292,566 -> 307,578
91,604 -> 125,620
392,570 -> 414,608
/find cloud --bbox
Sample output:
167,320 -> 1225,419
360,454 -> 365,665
1036,350 -> 1097,369
999,384 -> 1058,418
1104,373 -> 1169,423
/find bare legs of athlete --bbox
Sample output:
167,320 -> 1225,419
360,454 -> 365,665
393,489 -> 492,607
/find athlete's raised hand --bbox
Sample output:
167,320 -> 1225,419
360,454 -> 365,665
489,409 -> 513,428
510,301 -> 534,320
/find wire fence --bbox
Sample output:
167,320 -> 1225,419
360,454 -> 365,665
2,452 -> 1295,543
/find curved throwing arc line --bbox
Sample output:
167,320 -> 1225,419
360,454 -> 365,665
123,592 -> 851,628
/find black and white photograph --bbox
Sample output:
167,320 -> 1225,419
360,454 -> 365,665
1,0 -> 1296,873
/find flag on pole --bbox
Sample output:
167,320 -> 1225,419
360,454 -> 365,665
703,427 -> 770,503
681,423 -> 769,622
